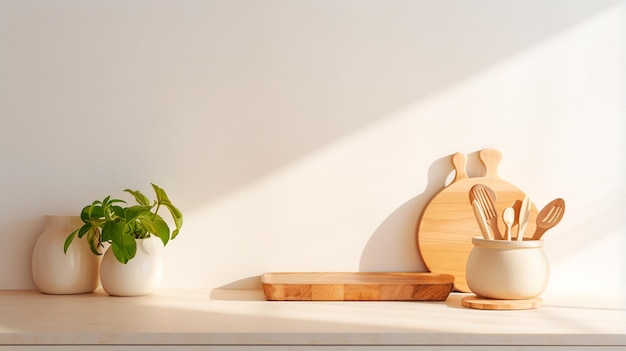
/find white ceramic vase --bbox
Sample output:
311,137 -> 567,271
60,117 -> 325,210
466,237 -> 549,300
32,215 -> 100,294
100,236 -> 163,296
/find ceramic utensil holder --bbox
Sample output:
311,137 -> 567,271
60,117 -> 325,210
466,237 -> 549,300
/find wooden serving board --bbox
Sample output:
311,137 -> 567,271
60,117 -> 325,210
261,272 -> 454,301
417,149 -> 538,292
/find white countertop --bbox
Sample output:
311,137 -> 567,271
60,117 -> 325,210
1,289 -> 624,348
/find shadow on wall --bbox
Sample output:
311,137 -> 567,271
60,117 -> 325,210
359,150 -> 486,272
206,149 -> 490,298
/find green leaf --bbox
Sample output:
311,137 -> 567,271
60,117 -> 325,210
63,229 -> 78,254
101,196 -> 124,206
111,233 -> 137,264
104,221 -> 136,263
123,217 -> 146,239
66,224 -> 101,255
125,188 -> 151,206
106,199 -> 126,207
165,203 -> 183,240
138,213 -> 170,246
151,183 -> 183,240
103,221 -> 123,243
85,227 -> 102,255
124,205 -> 152,221
76,223 -> 92,238
151,183 -> 168,203
82,202 -> 103,221
99,225 -> 110,242
111,205 -> 126,219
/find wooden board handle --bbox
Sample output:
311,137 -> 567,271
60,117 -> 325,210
479,148 -> 502,178
452,152 -> 468,183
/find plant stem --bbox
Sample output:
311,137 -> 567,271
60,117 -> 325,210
154,202 -> 161,215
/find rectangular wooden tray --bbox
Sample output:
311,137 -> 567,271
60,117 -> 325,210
261,272 -> 454,301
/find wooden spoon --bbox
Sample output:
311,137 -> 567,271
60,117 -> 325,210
531,198 -> 565,240
502,207 -> 515,241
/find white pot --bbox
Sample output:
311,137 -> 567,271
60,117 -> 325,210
466,237 -> 549,300
100,236 -> 163,296
32,215 -> 100,294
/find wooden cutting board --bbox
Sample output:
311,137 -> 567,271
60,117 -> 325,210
261,272 -> 454,301
417,148 -> 538,292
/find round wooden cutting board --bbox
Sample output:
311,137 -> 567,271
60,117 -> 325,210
417,149 -> 537,292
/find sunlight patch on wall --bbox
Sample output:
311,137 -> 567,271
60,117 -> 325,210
163,3 -> 625,293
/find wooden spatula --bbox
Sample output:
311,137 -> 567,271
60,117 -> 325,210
531,198 -> 565,240
471,199 -> 493,240
469,184 -> 503,240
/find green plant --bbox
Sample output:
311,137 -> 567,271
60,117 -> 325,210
64,183 -> 183,264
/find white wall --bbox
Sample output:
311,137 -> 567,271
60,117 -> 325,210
1,0 -> 624,297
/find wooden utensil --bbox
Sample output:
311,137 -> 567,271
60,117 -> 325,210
261,272 -> 454,301
503,207 -> 515,241
531,198 -> 565,240
517,195 -> 531,241
417,148 -> 537,292
471,199 -> 493,240
510,199 -> 522,233
469,184 -> 503,240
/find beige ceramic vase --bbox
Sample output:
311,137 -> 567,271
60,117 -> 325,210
466,237 -> 549,300
99,236 -> 164,296
32,215 -> 100,294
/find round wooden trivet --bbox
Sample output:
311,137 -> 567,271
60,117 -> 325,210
461,295 -> 542,310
